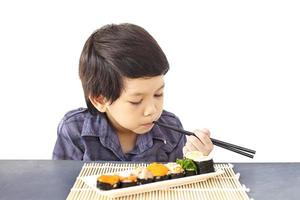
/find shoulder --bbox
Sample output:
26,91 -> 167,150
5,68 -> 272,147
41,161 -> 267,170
57,108 -> 90,136
61,108 -> 89,124
58,108 -> 108,138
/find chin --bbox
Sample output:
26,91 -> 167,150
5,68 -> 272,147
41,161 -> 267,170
133,130 -> 149,135
133,127 -> 152,134
129,123 -> 154,134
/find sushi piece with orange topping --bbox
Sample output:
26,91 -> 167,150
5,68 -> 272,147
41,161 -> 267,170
97,175 -> 120,190
119,170 -> 138,188
147,162 -> 170,181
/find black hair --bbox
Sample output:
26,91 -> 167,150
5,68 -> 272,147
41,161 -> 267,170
79,23 -> 169,115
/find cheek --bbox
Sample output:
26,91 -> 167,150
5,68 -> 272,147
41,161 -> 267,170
109,97 -> 164,129
158,98 -> 164,109
110,104 -> 141,127
155,97 -> 164,114
156,103 -> 164,119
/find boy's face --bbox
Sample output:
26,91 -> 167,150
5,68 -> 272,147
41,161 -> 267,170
102,75 -> 164,135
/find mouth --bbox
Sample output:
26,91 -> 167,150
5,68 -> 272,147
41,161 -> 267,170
140,121 -> 155,127
141,122 -> 154,126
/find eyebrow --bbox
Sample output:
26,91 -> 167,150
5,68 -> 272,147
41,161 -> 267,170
129,84 -> 165,96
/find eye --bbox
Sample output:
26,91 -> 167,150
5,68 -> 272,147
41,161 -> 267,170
128,100 -> 142,105
154,93 -> 164,98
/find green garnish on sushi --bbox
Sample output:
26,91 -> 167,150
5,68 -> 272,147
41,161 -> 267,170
176,158 -> 198,174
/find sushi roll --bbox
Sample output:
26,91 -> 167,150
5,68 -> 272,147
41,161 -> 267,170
118,170 -> 138,188
185,151 -> 215,174
164,163 -> 184,179
132,167 -> 154,184
176,158 -> 198,176
97,175 -> 120,190
147,162 -> 170,181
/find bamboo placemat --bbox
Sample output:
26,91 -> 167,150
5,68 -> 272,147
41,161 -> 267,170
67,163 -> 251,200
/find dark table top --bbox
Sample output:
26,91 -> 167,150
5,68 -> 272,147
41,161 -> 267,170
0,161 -> 299,200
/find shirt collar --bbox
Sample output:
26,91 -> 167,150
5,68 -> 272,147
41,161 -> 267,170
128,125 -> 167,154
81,112 -> 107,137
151,124 -> 167,143
81,113 -> 126,160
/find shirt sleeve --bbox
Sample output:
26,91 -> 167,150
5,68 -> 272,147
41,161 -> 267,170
52,120 -> 84,160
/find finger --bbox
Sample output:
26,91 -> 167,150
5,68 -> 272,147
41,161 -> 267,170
194,129 -> 213,147
188,134 -> 205,148
188,133 -> 205,149
189,129 -> 214,155
184,139 -> 198,152
186,136 -> 207,152
185,141 -> 204,152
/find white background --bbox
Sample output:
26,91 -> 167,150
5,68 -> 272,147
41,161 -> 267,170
0,0 -> 299,162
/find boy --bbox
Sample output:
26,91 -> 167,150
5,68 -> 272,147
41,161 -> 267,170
52,23 -> 213,161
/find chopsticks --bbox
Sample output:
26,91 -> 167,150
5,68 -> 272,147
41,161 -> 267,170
153,121 -> 256,159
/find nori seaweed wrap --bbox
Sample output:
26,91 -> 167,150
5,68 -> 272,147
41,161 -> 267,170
119,170 -> 138,188
165,163 -> 185,179
97,175 -> 120,190
147,163 -> 170,181
176,158 -> 198,176
132,167 -> 154,185
185,151 -> 215,174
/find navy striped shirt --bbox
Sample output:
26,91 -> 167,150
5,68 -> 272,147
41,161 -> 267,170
52,108 -> 186,162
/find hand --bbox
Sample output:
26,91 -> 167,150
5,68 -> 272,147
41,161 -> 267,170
183,128 -> 214,156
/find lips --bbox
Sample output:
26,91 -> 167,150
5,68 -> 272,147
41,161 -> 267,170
141,118 -> 158,127
141,122 -> 153,126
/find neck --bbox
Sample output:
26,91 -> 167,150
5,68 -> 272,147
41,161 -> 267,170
104,112 -> 137,153
117,131 -> 138,154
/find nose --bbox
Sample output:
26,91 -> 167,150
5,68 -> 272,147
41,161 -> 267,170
143,101 -> 157,117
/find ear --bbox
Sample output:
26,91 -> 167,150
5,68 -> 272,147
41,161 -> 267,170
89,95 -> 109,113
